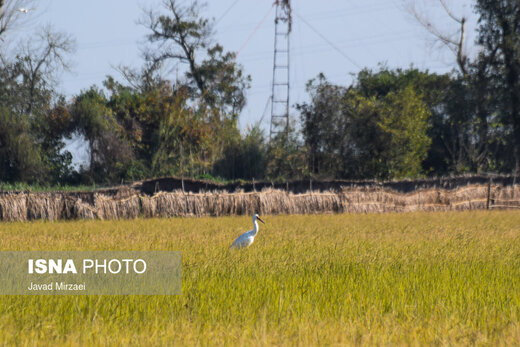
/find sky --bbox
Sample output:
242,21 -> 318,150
6,0 -> 479,164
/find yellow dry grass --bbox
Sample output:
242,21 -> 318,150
0,211 -> 519,345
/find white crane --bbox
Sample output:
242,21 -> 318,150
229,214 -> 266,249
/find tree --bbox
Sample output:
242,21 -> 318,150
15,26 -> 75,116
0,107 -> 46,182
140,0 -> 250,118
266,128 -> 307,181
405,0 -> 469,75
69,87 -> 135,183
103,76 -> 221,179
475,0 -> 520,173
0,26 -> 74,117
355,65 -> 503,175
406,1 -> 506,174
149,87 -> 214,177
297,74 -> 348,177
213,125 -> 267,180
298,71 -> 432,179
0,23 -> 76,184
39,100 -> 74,183
379,86 -> 431,178
0,0 -> 36,43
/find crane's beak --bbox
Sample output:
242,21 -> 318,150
257,216 -> 265,224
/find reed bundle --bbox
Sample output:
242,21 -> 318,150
0,193 -> 27,221
1,184 -> 520,221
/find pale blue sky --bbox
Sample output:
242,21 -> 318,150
9,0 -> 478,164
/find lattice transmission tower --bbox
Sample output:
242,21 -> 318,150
269,0 -> 292,140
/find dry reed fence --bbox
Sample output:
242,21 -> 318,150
1,184 -> 520,222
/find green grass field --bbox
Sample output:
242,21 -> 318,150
0,211 -> 519,345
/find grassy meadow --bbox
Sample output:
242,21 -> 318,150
0,211 -> 519,345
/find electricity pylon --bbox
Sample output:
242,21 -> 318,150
269,0 -> 291,140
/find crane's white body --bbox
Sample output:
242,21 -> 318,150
230,214 -> 265,249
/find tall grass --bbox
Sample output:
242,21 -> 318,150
0,211 -> 519,345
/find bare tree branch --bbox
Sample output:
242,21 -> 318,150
405,0 -> 468,76
439,0 -> 461,23
0,0 -> 36,42
16,25 -> 75,114
139,0 -> 213,94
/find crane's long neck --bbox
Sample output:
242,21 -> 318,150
251,220 -> 259,236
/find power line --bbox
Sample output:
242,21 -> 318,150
258,95 -> 271,125
303,3 -> 395,21
77,39 -> 136,50
217,2 -> 394,34
294,11 -> 362,70
237,30 -> 416,62
194,3 -> 275,111
215,0 -> 241,27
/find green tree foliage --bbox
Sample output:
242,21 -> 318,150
298,72 -> 431,179
266,127 -> 307,181
0,108 -> 45,182
297,76 -> 348,177
141,0 -> 250,118
379,86 -> 431,178
98,0 -> 250,181
213,125 -> 267,180
38,100 -> 74,183
475,0 -> 520,172
301,66 -> 505,178
69,76 -> 236,182
69,87 -> 135,183
355,68 -> 452,174
6,0 -> 520,187
0,26 -> 75,184
150,90 -> 214,177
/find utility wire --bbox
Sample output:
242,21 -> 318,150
218,2 -> 393,34
304,3 -> 395,21
258,95 -> 271,125
294,11 -> 362,70
194,3 -> 275,111
215,0 -> 241,27
238,30 -> 415,62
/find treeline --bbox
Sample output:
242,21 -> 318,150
1,0 -> 520,187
